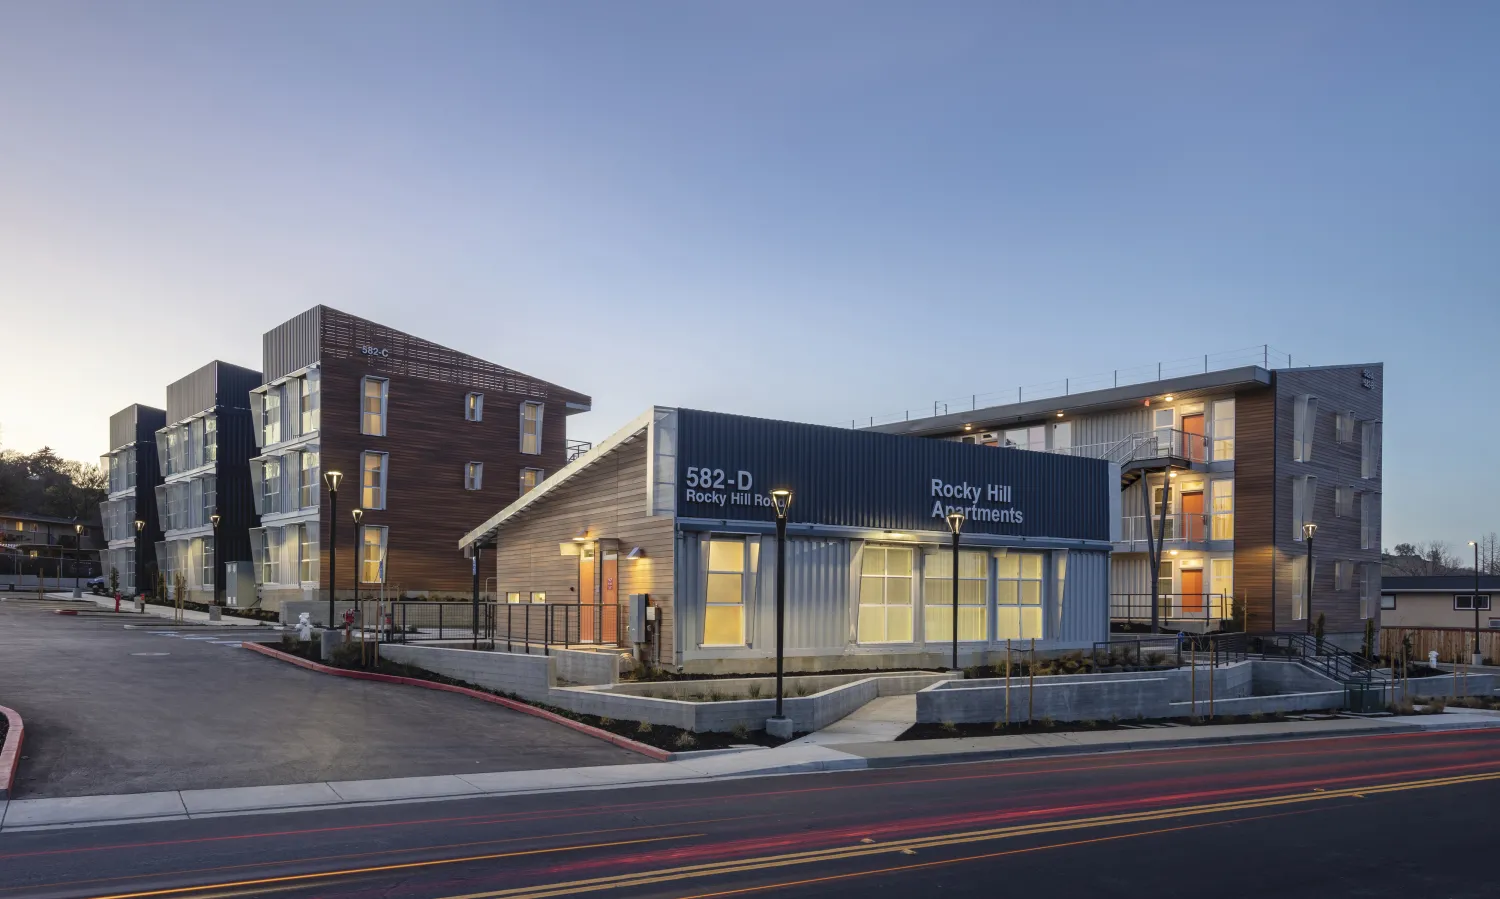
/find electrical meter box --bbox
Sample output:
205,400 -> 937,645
626,594 -> 649,643
224,561 -> 258,608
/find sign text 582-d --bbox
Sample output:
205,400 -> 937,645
684,467 -> 753,490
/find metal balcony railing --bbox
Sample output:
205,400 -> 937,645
1048,428 -> 1211,465
1110,593 -> 1232,628
1117,513 -> 1232,546
566,439 -> 593,463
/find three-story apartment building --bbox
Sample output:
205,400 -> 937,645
872,361 -> 1384,637
248,306 -> 590,615
152,361 -> 262,601
99,404 -> 167,594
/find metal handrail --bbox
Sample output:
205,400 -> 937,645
1110,592 -> 1231,625
1117,513 -> 1224,545
1257,633 -> 1376,684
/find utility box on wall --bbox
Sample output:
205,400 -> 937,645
626,593 -> 649,643
224,562 -> 258,608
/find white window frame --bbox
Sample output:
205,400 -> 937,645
1211,398 -> 1235,462
1292,475 -> 1318,541
466,392 -> 484,422
361,376 -> 389,437
361,451 -> 389,510
520,401 -> 544,455
465,461 -> 483,491
857,545 -> 915,645
996,551 -> 1045,641
263,387 -> 283,447
1293,394 -> 1318,462
1456,594 -> 1492,612
262,457 -> 282,516
923,549 -> 988,644
299,451 -> 319,509
359,525 -> 388,584
299,522 -> 319,584
702,537 -> 748,647
1335,485 -> 1355,519
1210,478 -> 1233,541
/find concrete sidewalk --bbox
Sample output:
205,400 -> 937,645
4,709 -> 1496,833
43,592 -> 274,628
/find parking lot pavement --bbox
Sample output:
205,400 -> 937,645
0,597 -> 645,799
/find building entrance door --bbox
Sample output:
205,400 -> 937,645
1181,413 -> 1206,462
578,545 -> 597,643
600,550 -> 619,644
1182,490 -> 1205,542
1180,568 -> 1204,616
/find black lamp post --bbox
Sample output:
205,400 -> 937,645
73,523 -> 84,596
770,489 -> 793,720
324,470 -> 343,627
1470,540 -> 1482,665
946,510 -> 966,671
352,507 -> 364,633
1303,522 -> 1317,633
209,511 -> 222,605
133,519 -> 145,598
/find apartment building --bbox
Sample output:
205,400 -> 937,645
249,306 -> 590,614
99,404 -> 167,594
152,361 -> 262,601
871,361 -> 1384,637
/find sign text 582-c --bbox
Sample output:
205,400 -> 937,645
360,346 -> 390,358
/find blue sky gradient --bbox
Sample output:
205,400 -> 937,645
0,2 -> 1495,548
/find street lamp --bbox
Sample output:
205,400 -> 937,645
72,523 -> 84,597
210,511 -> 222,606
134,519 -> 145,599
769,489 -> 793,723
351,508 -> 364,634
1303,522 -> 1317,634
1470,540 -> 1482,665
947,510 -> 966,671
324,470 -> 343,627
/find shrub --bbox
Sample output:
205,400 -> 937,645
1249,712 -> 1265,722
731,722 -> 750,740
1081,719 -> 1097,729
992,720 -> 1007,731
1423,698 -> 1447,715
1145,652 -> 1166,667
708,691 -> 726,702
674,732 -> 698,750
1109,714 -> 1120,725
939,721 -> 958,733
794,684 -> 811,697
1041,716 -> 1055,728
636,721 -> 653,734
329,641 -> 364,668
598,716 -> 614,727
747,684 -> 762,699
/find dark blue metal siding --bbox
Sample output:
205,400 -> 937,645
262,307 -> 323,383
674,409 -> 1110,541
214,409 -> 261,571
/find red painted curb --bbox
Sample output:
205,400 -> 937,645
242,643 -> 671,761
0,703 -> 23,801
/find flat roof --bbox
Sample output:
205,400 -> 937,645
1382,575 -> 1500,593
870,366 -> 1273,438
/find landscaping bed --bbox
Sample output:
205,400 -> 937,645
271,638 -> 793,753
899,711 -> 1316,739
142,596 -> 281,622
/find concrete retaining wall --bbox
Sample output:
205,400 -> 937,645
1176,691 -> 1344,716
553,648 -> 624,686
607,671 -> 952,701
380,644 -> 555,703
1390,673 -> 1497,701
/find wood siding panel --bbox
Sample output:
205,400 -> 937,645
490,438 -> 677,667
1233,386 -> 1276,631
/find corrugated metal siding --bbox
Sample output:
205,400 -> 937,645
215,361 -> 263,411
214,410 -> 261,570
1057,549 -> 1109,643
166,363 -> 221,424
1071,407 -> 1152,450
109,405 -> 165,452
782,537 -> 851,650
262,307 -> 323,383
1110,554 -> 1151,594
675,409 -> 1111,541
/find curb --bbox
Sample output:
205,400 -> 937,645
0,704 -> 23,801
853,719 -> 1500,769
242,643 -> 671,761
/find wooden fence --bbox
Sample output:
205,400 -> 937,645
1381,627 -> 1498,664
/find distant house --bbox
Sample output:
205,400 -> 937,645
1380,575 -> 1500,629
0,511 -> 104,580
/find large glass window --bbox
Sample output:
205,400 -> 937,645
703,538 -> 746,646
858,546 -> 914,643
299,522 -> 319,583
465,462 -> 483,491
361,451 -> 388,510
189,419 -> 205,468
1210,479 -> 1234,540
1292,475 -> 1318,541
300,376 -> 319,433
924,550 -> 987,643
521,402 -> 544,454
201,475 -> 216,525
361,377 -> 389,437
263,388 -> 282,446
299,451 -> 319,508
1210,559 -> 1233,611
204,415 -> 217,463
1157,559 -> 1175,605
1360,493 -> 1375,550
1151,483 -> 1175,540
201,536 -> 214,590
466,392 -> 484,422
1293,394 -> 1318,462
1002,426 -> 1045,452
520,467 -> 543,495
360,526 -> 387,583
996,552 -> 1044,640
1211,399 -> 1235,461
1290,559 -> 1314,620
263,458 -> 282,515
1153,408 -> 1176,453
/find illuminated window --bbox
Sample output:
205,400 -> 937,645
359,526 -> 387,583
996,552 -> 1044,640
1211,399 -> 1235,461
703,538 -> 747,646
466,392 -> 484,422
532,591 -> 546,603
262,458 -> 281,515
506,592 -> 521,604
520,402 -> 544,454
465,461 -> 483,491
361,377 -> 388,437
299,523 -> 318,582
1210,479 -> 1234,540
299,451 -> 319,509
301,375 -> 319,433
361,451 -> 388,510
204,415 -> 217,463
263,389 -> 282,446
924,550 -> 987,643
858,546 -> 914,644
201,536 -> 214,590
520,467 -> 543,495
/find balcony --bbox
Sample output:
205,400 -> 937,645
566,439 -> 593,463
1116,513 -> 1233,551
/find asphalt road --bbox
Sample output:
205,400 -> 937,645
0,597 -> 643,798
3,728 -> 1498,899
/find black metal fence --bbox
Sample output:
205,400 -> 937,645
380,601 -> 627,655
384,601 -> 493,643
1110,593 -> 1231,631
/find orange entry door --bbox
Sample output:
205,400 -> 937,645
1181,413 -> 1205,462
1180,568 -> 1204,615
578,545 -> 597,643
601,551 -> 619,644
1182,491 -> 1205,542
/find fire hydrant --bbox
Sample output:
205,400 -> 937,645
114,591 -> 121,613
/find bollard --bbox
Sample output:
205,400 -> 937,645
1005,639 -> 1011,726
114,592 -> 121,613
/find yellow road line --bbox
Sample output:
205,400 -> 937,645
80,834 -> 704,899
437,768 -> 1500,899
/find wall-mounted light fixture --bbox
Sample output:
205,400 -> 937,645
625,546 -> 645,560
1163,395 -> 1175,402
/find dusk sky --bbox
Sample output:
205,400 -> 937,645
1,2 -> 1495,549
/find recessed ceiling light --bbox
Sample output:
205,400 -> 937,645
1163,394 -> 1175,402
